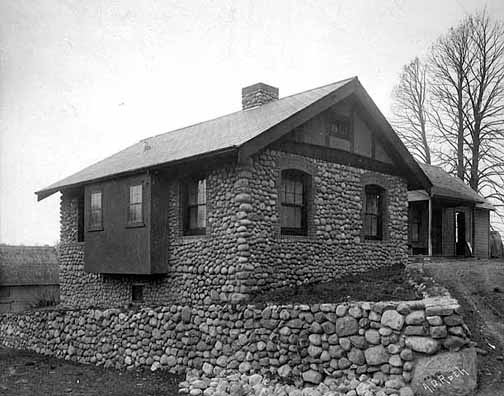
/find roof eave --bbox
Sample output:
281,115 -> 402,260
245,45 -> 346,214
35,146 -> 239,201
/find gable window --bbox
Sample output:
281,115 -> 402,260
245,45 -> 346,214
280,170 -> 308,236
328,118 -> 351,140
184,178 -> 207,235
364,185 -> 384,240
89,190 -> 103,230
128,184 -> 143,225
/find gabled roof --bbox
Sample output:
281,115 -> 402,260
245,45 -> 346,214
417,163 -> 494,209
36,77 -> 431,200
0,245 -> 59,286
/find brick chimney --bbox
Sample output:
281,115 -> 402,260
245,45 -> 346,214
242,82 -> 279,110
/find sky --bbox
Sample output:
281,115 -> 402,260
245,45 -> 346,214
1,0 -> 504,245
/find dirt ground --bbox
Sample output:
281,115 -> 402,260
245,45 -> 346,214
250,263 -> 422,305
420,258 -> 504,396
0,347 -> 182,396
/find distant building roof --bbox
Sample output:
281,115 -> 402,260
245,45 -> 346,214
0,245 -> 59,286
416,163 -> 494,209
36,77 -> 431,200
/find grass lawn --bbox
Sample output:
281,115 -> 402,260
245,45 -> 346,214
0,347 -> 182,396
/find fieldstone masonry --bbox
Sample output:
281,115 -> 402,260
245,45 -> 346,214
0,297 -> 472,391
59,149 -> 409,308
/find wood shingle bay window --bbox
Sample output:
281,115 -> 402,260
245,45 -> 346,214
89,190 -> 103,230
128,184 -> 143,225
184,178 -> 207,235
364,185 -> 384,240
280,170 -> 308,236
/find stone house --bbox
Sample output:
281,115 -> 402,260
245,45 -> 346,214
0,245 -> 59,312
408,163 -> 494,258
36,78 -> 431,307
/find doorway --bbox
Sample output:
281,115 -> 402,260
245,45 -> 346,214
455,211 -> 466,256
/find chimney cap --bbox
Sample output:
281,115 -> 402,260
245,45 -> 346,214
242,82 -> 279,110
241,82 -> 279,96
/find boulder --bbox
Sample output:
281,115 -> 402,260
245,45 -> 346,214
365,345 -> 389,365
405,310 -> 425,325
335,316 -> 358,336
405,336 -> 439,355
309,334 -> 322,346
430,325 -> 448,339
443,336 -> 468,351
321,321 -> 336,334
302,369 -> 322,384
365,329 -> 380,345
411,348 -> 477,396
278,364 -> 292,377
381,310 -> 404,331
348,348 -> 365,365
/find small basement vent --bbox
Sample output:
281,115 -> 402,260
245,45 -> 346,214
132,284 -> 144,303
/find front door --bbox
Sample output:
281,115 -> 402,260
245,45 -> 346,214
456,211 -> 466,256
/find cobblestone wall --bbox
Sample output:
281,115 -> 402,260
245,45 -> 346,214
246,150 -> 408,291
59,166 -> 249,307
59,150 -> 408,308
0,297 -> 471,389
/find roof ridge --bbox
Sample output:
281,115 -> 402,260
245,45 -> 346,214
142,77 -> 357,141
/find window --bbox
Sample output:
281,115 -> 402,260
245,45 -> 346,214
410,207 -> 421,242
132,284 -> 144,303
328,119 -> 351,139
280,170 -> 308,235
184,178 -> 207,235
128,184 -> 143,224
89,191 -> 103,230
364,185 -> 384,240
0,286 -> 10,298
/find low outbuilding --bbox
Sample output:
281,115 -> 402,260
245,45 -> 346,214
0,245 -> 59,312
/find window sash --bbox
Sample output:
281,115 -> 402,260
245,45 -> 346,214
411,221 -> 420,242
365,213 -> 380,238
281,172 -> 307,235
128,184 -> 143,224
185,178 -> 206,235
364,188 -> 383,240
89,191 -> 103,229
328,119 -> 351,139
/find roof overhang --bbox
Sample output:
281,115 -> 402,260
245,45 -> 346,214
36,77 -> 432,200
35,147 -> 238,201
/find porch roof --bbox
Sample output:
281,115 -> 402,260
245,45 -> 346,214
409,163 -> 495,210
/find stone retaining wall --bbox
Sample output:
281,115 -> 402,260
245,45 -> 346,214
0,297 -> 471,388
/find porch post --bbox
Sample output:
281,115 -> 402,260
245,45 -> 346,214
428,197 -> 433,256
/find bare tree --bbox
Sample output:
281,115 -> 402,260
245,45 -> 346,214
428,10 -> 504,213
429,22 -> 471,180
391,57 -> 432,164
463,12 -> 504,200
